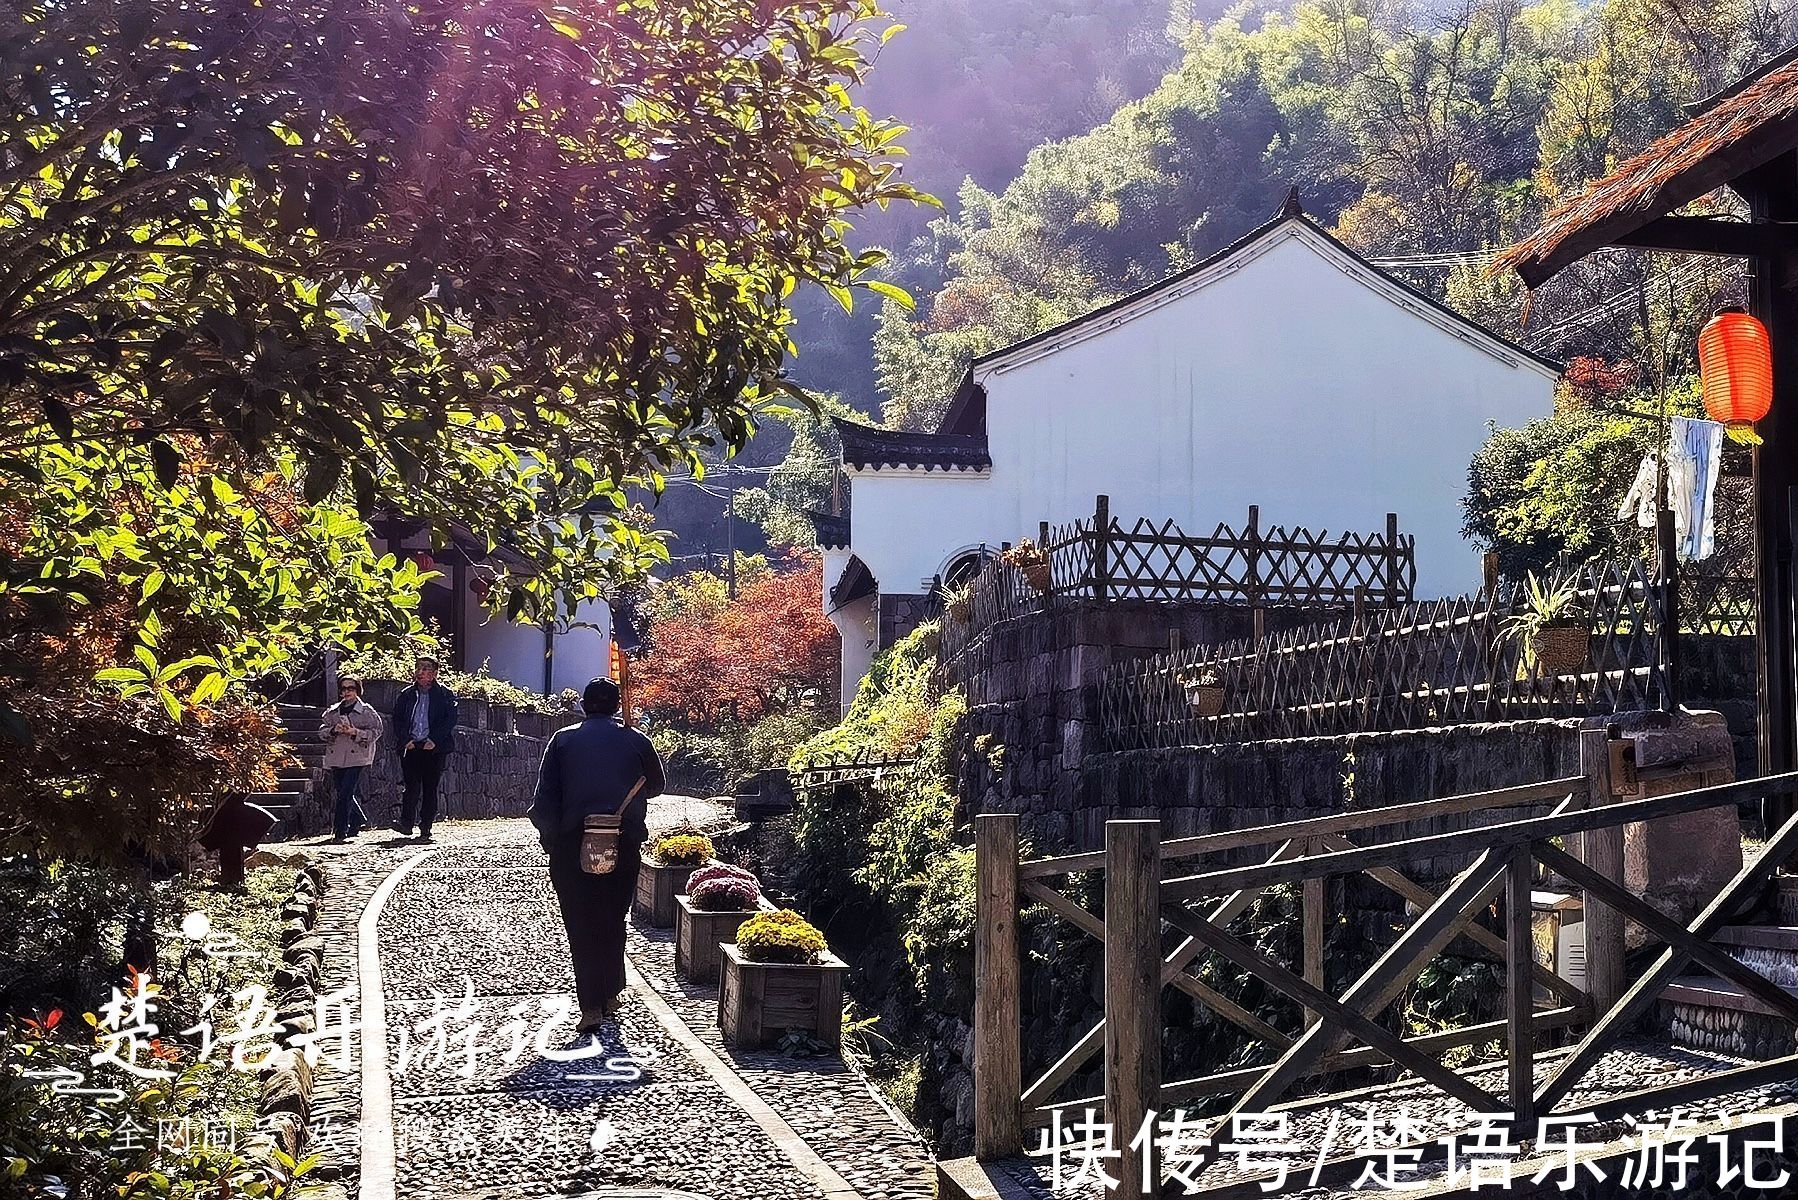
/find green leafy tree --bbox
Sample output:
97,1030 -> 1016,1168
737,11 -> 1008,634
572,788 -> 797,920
0,0 -> 925,863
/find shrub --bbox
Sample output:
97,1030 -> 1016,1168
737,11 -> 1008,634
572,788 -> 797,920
648,833 -> 713,867
689,875 -> 761,912
686,863 -> 757,892
736,909 -> 828,964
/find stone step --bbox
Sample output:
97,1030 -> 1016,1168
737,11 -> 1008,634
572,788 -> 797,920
1778,878 -> 1798,925
274,702 -> 319,722
1712,925 -> 1798,987
246,790 -> 304,807
1661,974 -> 1798,1059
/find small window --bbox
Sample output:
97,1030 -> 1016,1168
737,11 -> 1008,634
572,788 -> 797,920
942,549 -> 990,589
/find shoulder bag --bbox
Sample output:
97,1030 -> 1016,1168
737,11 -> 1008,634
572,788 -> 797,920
580,776 -> 648,875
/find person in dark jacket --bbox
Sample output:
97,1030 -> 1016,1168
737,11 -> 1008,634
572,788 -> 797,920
530,677 -> 665,1029
391,657 -> 458,842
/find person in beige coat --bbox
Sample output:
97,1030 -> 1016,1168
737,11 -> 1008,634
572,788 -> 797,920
320,676 -> 383,842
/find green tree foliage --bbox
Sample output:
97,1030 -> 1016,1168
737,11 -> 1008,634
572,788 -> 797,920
780,0 -> 1187,409
0,0 -> 924,862
871,0 -> 1789,429
729,397 -> 855,550
1463,389 -> 1658,578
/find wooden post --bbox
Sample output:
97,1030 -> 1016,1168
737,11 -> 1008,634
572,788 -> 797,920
1105,819 -> 1161,1197
1505,846 -> 1536,1132
974,814 -> 1023,1160
1093,494 -> 1111,602
1247,504 -> 1265,641
1302,837 -> 1324,1029
1385,513 -> 1402,606
1579,726 -> 1625,1013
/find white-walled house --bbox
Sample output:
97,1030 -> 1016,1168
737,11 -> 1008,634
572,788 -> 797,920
372,521 -> 614,696
820,204 -> 1560,708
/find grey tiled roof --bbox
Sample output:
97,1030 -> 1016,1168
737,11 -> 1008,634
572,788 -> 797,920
834,418 -> 991,472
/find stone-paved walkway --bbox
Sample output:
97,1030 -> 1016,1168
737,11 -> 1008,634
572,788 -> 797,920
302,807 -> 933,1200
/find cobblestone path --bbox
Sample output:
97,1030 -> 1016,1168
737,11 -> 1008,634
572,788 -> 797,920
303,811 -> 934,1200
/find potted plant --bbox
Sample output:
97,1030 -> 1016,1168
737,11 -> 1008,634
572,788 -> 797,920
677,864 -> 766,985
1502,570 -> 1590,678
1002,538 -> 1053,594
941,581 -> 973,624
1179,666 -> 1227,718
634,831 -> 715,928
718,909 -> 848,1050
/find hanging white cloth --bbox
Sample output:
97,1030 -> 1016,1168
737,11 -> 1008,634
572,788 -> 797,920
1617,455 -> 1658,530
1674,415 -> 1723,562
1613,418 -> 1724,562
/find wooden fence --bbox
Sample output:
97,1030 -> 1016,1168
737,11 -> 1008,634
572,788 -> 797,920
939,497 -> 1415,667
1097,558 -> 1758,751
972,738 -> 1798,1195
789,752 -> 920,794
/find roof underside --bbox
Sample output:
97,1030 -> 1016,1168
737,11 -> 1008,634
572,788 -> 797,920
1499,50 -> 1798,287
834,418 -> 991,472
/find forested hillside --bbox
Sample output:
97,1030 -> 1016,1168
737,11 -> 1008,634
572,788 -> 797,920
855,0 -> 1789,430
667,0 -> 1791,564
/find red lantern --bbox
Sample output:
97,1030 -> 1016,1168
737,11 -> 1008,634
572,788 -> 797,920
470,575 -> 491,600
1698,307 -> 1773,432
412,551 -> 435,573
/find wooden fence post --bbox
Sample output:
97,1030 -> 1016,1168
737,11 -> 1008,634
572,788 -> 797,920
975,814 -> 1023,1159
1580,726 -> 1626,1013
1505,846 -> 1537,1132
1093,494 -> 1111,602
1247,504 -> 1265,641
1303,836 -> 1324,1028
1385,512 -> 1402,606
1106,819 -> 1161,1197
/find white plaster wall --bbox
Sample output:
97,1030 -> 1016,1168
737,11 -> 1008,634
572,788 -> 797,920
828,593 -> 877,712
844,226 -> 1557,602
461,586 -> 612,695
549,598 -> 614,695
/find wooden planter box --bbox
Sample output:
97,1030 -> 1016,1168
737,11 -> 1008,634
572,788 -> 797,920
718,943 -> 848,1050
676,895 -> 764,984
633,858 -> 706,928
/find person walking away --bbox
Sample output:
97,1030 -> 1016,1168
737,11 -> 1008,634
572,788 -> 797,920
530,678 -> 665,1031
392,656 -> 458,842
319,676 -> 382,842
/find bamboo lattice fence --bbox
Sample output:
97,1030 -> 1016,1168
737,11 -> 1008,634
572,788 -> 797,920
938,498 -> 1415,667
1100,558 -> 1754,751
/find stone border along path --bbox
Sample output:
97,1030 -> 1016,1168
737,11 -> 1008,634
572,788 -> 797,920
300,812 -> 934,1200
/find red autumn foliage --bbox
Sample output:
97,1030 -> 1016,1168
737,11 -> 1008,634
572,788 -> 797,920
635,556 -> 839,726
1563,356 -> 1638,403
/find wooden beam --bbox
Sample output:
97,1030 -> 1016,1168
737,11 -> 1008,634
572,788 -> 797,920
973,814 -> 1022,1159
1105,820 -> 1161,1198
1163,771 -> 1798,900
1580,728 -> 1626,1014
1165,895 -> 1504,1117
1533,804 -> 1798,1116
1317,833 -> 1588,1009
1611,214 -> 1798,258
1537,840 -> 1798,1025
1020,776 -> 1582,879
1505,849 -> 1536,1131
1021,879 -> 1291,1048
